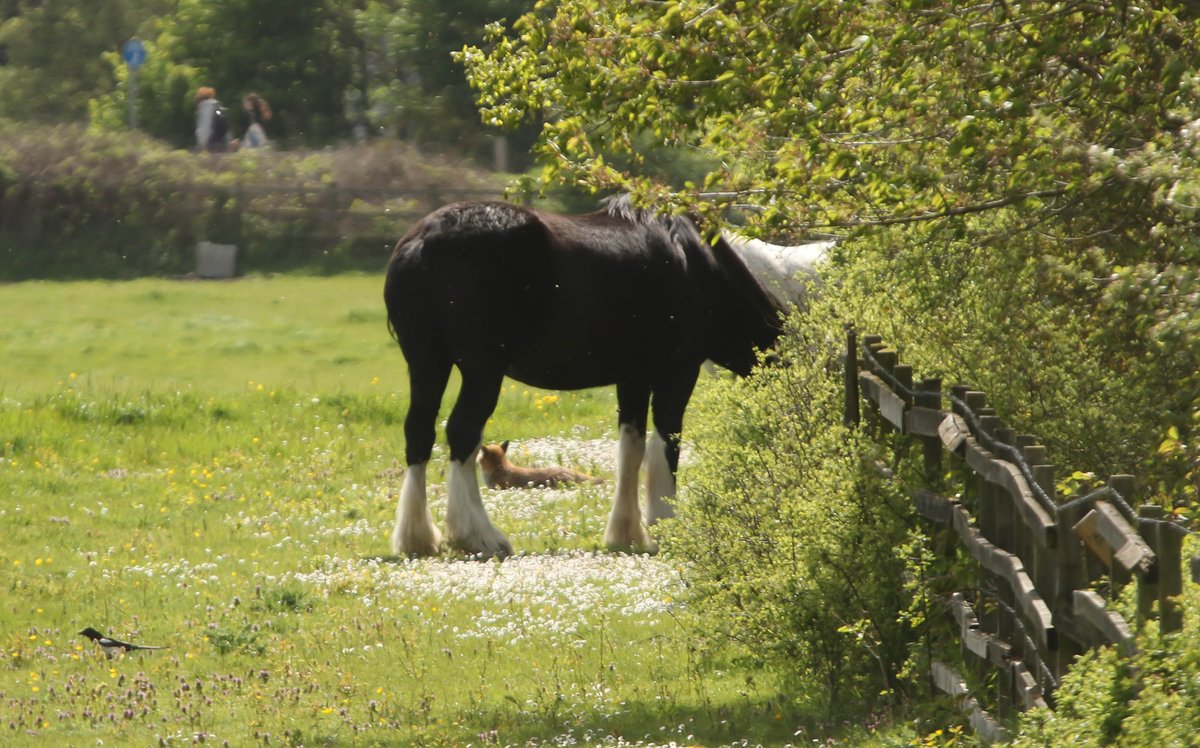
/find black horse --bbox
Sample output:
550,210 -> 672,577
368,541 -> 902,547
384,196 -> 786,558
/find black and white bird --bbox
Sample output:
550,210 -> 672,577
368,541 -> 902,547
79,627 -> 167,657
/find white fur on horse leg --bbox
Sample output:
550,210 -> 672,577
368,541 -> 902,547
643,431 -> 676,524
445,447 -> 512,558
606,424 -> 655,551
392,463 -> 442,556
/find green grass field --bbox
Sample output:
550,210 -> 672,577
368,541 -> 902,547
0,276 -> 846,746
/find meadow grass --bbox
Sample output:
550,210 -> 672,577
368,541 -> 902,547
0,276 -> 850,746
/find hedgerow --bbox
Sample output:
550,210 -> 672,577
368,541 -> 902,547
0,121 -> 500,279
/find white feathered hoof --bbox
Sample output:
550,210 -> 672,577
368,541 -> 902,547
644,497 -> 675,525
391,464 -> 441,557
392,515 -> 442,557
444,456 -> 512,560
447,525 -> 513,560
604,511 -> 658,554
643,431 -> 677,525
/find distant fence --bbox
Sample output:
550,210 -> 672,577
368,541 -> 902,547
0,172 -> 504,277
182,182 -> 503,275
844,329 -> 1193,743
204,182 -> 501,247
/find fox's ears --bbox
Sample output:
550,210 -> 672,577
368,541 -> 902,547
500,440 -> 510,453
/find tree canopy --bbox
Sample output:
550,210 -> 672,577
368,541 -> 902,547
0,0 -> 533,151
355,0 -> 534,159
0,0 -> 172,121
464,1 -> 1200,232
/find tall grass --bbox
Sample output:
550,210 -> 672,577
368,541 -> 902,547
0,276 -> 842,746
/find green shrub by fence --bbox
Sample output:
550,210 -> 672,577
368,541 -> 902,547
846,328 -> 1193,743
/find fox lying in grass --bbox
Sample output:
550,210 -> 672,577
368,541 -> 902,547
478,441 -> 603,490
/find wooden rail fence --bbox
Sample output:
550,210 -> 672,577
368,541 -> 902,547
844,328 -> 1191,742
210,183 -> 500,243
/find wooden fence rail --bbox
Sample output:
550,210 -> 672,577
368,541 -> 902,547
209,183 -> 501,242
844,328 -> 1191,740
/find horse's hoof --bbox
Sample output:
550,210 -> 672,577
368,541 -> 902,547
605,539 -> 659,555
392,523 -> 443,558
449,531 -> 513,561
393,540 -> 442,558
604,522 -> 658,554
464,547 -> 512,562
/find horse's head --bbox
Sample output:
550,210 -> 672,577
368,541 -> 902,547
704,232 -> 789,376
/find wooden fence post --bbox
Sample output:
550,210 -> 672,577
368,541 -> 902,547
1012,435 -> 1037,582
962,391 -> 987,516
977,413 -> 1002,550
1137,504 -> 1163,627
1031,459 -> 1060,683
916,378 -> 943,485
1027,451 -> 1058,606
844,325 -> 860,428
990,422 -> 1019,700
1054,464 -> 1091,678
874,347 -> 899,436
993,427 -> 1017,554
895,363 -> 914,407
1160,521 -> 1186,633
862,335 -> 884,435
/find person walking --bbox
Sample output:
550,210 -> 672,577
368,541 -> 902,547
195,87 -> 230,152
241,93 -> 272,149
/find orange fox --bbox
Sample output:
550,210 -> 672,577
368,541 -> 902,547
478,441 -> 603,490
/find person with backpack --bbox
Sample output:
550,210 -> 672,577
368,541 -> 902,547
195,87 -> 230,152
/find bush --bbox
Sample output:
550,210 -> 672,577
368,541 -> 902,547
1012,541 -> 1200,745
665,205 -> 1197,725
0,123 -> 208,277
663,310 -> 919,716
823,211 -> 1197,507
0,122 -> 502,279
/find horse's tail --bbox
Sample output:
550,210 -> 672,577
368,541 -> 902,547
386,314 -> 399,344
383,237 -> 415,346
383,259 -> 399,345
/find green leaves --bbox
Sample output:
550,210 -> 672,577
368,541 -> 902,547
664,313 -> 915,712
463,1 -> 1200,235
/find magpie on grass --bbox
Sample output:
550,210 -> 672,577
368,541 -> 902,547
79,627 -> 167,657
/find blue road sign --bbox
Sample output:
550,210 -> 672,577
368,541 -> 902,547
123,39 -> 147,70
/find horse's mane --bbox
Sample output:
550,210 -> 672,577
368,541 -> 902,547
600,193 -> 703,250
601,194 -> 786,329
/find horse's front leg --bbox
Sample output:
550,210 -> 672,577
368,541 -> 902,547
605,382 -> 656,552
645,369 -> 700,525
643,431 -> 676,524
393,358 -> 451,557
444,369 -> 512,559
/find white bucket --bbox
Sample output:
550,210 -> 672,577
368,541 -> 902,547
196,241 -> 237,279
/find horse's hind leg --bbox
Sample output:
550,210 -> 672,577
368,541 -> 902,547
393,358 -> 451,557
445,369 -> 511,558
